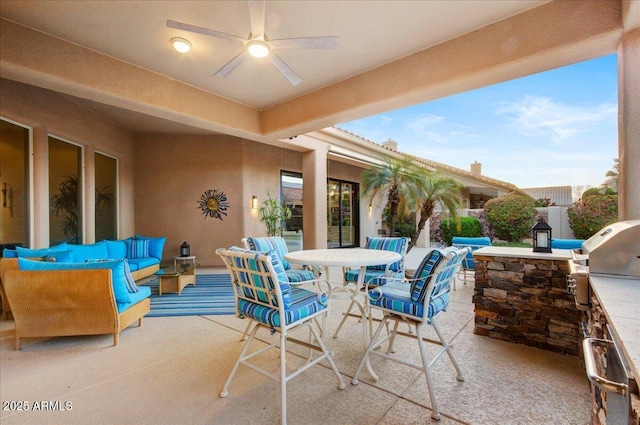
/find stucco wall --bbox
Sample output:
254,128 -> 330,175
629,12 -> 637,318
133,134 -> 305,266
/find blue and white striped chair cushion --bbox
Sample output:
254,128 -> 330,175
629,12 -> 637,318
364,237 -> 406,272
285,269 -> 317,283
245,237 -> 291,270
229,246 -> 292,309
368,280 -> 449,323
344,269 -> 395,287
237,286 -> 328,328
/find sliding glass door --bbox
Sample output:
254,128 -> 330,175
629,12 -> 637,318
327,179 -> 359,248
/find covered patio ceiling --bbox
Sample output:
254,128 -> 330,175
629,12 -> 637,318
1,1 -> 637,146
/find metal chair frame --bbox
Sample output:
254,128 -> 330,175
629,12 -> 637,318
216,248 -> 345,425
351,247 -> 469,421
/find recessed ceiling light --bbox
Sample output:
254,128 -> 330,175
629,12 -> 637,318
247,40 -> 270,58
172,37 -> 191,53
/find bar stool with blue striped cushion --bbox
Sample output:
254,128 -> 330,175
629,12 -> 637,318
333,236 -> 408,339
352,246 -> 470,421
216,247 -> 344,425
243,237 -> 316,283
343,236 -> 408,286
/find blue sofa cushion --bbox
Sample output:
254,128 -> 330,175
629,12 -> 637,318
126,239 -> 150,259
134,235 -> 166,259
2,249 -> 18,258
15,243 -> 69,258
42,250 -> 74,262
117,286 -> 151,313
126,257 -> 159,270
104,239 -> 129,259
67,242 -> 109,262
18,257 -> 132,304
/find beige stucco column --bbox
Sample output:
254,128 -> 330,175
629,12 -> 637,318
618,28 -> 640,220
32,127 -> 49,248
84,146 -> 95,243
302,147 -> 328,249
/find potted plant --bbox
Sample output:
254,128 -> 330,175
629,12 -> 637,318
258,190 -> 291,237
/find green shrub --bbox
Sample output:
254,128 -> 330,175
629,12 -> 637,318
581,187 -> 602,199
484,194 -> 536,242
395,221 -> 417,239
567,194 -> 618,239
440,217 -> 482,245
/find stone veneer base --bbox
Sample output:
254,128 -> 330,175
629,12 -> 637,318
472,247 -> 581,355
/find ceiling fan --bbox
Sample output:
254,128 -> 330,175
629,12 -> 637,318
167,0 -> 339,86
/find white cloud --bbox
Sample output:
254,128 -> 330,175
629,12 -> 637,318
495,96 -> 617,143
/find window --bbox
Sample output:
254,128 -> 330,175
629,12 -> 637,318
0,119 -> 30,249
95,152 -> 117,240
49,137 -> 82,245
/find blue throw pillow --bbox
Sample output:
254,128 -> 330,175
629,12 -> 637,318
126,239 -> 150,259
18,257 -> 132,304
104,239 -> 129,259
134,235 -> 166,260
15,243 -> 69,258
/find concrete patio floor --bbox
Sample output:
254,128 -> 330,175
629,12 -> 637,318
0,248 -> 591,424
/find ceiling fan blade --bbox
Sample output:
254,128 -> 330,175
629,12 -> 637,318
167,20 -> 245,44
215,51 -> 249,77
268,53 -> 303,86
269,36 -> 339,50
248,0 -> 266,39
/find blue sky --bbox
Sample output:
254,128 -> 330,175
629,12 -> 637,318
338,54 -> 618,194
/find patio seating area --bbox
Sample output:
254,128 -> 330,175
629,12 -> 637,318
0,248 -> 591,424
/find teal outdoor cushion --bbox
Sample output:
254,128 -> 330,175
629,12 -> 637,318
134,235 -> 166,259
15,243 -> 69,258
18,257 -> 132,304
67,241 -> 109,262
104,239 -> 129,259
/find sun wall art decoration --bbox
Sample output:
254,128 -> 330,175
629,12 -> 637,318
198,189 -> 229,220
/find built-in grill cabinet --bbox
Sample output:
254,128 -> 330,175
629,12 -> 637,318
566,220 -> 640,425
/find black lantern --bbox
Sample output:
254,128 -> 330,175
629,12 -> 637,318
532,218 -> 552,253
180,241 -> 190,257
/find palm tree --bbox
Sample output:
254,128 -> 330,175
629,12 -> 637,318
361,156 -> 424,236
409,172 -> 463,251
603,158 -> 619,193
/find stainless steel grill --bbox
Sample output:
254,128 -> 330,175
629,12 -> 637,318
566,220 -> 640,425
567,220 -> 640,310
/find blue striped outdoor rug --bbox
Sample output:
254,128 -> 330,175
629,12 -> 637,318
145,273 -> 235,317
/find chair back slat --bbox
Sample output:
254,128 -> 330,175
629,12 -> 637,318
364,236 -> 408,273
242,237 -> 291,270
217,248 -> 286,312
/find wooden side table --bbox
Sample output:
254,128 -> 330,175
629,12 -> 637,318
156,263 -> 199,296
173,255 -> 196,268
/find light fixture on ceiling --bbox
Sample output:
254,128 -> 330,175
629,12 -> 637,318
172,37 -> 191,53
247,39 -> 270,58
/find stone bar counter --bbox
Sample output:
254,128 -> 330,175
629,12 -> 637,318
472,247 -> 581,355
